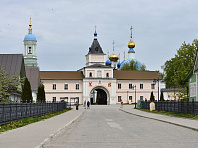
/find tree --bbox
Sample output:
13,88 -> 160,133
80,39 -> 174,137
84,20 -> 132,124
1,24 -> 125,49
156,66 -> 165,80
160,92 -> 164,101
121,59 -> 146,71
163,39 -> 198,88
0,66 -> 22,102
140,63 -> 146,71
121,62 -> 131,70
21,77 -> 32,103
37,84 -> 46,102
150,91 -> 155,102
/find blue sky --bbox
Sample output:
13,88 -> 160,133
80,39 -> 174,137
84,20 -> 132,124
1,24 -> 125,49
0,0 -> 198,71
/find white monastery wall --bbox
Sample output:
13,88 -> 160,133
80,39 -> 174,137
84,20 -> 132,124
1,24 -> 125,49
43,80 -> 83,104
116,80 -> 158,103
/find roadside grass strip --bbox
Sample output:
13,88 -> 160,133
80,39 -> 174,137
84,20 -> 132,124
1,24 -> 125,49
138,108 -> 198,119
0,108 -> 72,133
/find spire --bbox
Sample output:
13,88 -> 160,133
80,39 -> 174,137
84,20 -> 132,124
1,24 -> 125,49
28,17 -> 32,34
94,25 -> 97,39
128,25 -> 135,48
124,51 -> 125,60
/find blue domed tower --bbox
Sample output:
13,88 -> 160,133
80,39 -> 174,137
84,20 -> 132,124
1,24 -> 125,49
23,18 -> 40,103
24,18 -> 38,67
120,26 -> 143,70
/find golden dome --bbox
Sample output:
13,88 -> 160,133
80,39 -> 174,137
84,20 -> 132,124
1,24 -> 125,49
128,26 -> 135,48
109,40 -> 119,62
128,38 -> 135,48
109,51 -> 119,62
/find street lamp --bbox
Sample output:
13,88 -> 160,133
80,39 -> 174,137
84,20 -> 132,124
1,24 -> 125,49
153,78 -> 159,102
153,78 -> 159,111
132,85 -> 136,108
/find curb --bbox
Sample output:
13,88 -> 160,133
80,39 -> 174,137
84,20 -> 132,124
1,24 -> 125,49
119,109 -> 198,132
35,109 -> 86,148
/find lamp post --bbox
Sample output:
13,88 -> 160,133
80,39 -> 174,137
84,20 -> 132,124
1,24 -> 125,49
153,78 -> 159,111
153,78 -> 159,102
132,85 -> 136,108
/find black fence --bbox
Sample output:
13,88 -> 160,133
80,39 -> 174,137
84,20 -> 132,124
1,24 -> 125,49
141,100 -> 198,114
0,101 -> 71,125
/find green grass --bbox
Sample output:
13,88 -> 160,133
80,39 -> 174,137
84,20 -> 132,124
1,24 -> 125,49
138,108 -> 198,119
0,108 -> 72,133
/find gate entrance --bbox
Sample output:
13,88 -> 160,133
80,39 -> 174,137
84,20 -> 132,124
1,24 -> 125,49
90,88 -> 107,105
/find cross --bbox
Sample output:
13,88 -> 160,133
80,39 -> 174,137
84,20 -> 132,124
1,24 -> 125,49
130,26 -> 133,38
94,25 -> 97,32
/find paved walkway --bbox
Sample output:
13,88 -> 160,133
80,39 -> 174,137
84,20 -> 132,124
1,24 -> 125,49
0,106 -> 85,148
120,105 -> 198,131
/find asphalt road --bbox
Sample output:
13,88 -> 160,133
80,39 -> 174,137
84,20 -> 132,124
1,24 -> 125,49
45,105 -> 198,148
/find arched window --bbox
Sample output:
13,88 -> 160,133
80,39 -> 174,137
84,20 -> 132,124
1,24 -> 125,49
89,72 -> 92,77
28,47 -> 32,54
106,73 -> 109,78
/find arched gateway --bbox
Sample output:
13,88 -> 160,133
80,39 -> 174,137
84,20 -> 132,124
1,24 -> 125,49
89,86 -> 110,105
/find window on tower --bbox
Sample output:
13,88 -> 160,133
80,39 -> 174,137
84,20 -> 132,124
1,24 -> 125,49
28,47 -> 32,54
89,72 -> 92,77
106,73 -> 109,78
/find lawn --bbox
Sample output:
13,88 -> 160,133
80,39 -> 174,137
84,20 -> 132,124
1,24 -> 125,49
0,108 -> 72,133
138,108 -> 198,119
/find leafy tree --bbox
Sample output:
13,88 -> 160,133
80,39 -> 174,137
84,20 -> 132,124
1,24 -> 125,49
121,59 -> 146,71
160,92 -> 164,101
156,66 -> 165,80
121,62 -> 131,70
150,91 -> 155,102
0,66 -> 23,102
163,39 -> 198,88
21,77 -> 32,103
37,84 -> 46,102
176,86 -> 187,101
140,63 -> 146,71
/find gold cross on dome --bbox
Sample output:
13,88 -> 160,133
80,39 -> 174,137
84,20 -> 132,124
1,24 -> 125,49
130,26 -> 133,38
112,40 -> 115,51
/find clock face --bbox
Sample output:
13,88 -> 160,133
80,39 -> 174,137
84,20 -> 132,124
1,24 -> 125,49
97,70 -> 102,77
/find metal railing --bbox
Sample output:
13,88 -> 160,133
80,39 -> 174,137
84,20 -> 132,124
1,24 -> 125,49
0,101 -> 71,125
141,100 -> 198,114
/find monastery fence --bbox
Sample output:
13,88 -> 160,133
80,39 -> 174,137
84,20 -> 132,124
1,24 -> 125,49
0,101 -> 71,125
141,100 -> 198,114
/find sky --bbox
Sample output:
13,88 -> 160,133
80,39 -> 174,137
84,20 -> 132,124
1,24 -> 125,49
0,0 -> 198,71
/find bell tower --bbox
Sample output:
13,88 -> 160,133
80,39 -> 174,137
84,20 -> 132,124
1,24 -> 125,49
24,17 -> 38,67
85,26 -> 106,66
